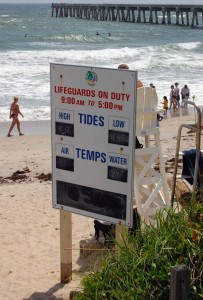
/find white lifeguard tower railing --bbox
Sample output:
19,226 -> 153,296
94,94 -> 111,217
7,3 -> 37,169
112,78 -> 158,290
133,87 -> 170,224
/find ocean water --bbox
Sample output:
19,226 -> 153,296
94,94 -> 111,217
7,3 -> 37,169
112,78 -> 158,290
0,3 -> 203,122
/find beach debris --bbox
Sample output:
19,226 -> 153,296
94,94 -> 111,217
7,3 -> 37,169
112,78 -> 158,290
5,172 -> 27,181
4,167 -> 31,182
5,173 -> 28,181
35,172 -> 52,181
13,167 -> 31,175
0,176 -> 8,184
22,166 -> 31,173
1,169 -> 52,184
154,157 -> 182,174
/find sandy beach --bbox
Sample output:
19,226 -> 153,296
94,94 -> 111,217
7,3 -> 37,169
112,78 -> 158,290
0,107 -> 202,300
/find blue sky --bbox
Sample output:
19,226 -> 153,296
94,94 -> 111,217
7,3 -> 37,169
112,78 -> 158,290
0,0 -> 202,4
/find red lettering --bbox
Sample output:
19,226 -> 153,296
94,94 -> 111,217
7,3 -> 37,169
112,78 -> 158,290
54,86 -> 96,98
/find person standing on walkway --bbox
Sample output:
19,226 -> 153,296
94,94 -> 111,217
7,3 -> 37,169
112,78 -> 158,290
7,96 -> 24,137
174,82 -> 180,108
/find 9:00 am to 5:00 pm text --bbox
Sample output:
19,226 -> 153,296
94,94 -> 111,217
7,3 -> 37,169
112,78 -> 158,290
61,97 -> 123,111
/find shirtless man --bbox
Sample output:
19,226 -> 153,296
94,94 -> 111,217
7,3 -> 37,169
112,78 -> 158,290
7,96 -> 24,137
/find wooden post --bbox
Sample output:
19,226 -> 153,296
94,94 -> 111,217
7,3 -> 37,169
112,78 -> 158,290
169,265 -> 191,300
115,222 -> 128,253
60,210 -> 72,283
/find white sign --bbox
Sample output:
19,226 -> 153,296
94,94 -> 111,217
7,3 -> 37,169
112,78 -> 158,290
51,64 -> 137,227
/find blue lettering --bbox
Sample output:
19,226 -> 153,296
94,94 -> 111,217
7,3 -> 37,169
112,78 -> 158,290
109,155 -> 114,163
64,113 -> 70,120
113,120 -> 125,128
95,152 -> 100,161
87,114 -> 93,125
78,113 -> 83,123
61,147 -> 69,155
101,153 -> 106,163
81,149 -> 86,159
76,148 -> 81,158
99,116 -> 104,126
86,150 -> 95,161
75,148 -> 106,163
109,155 -> 128,165
78,113 -> 104,127
59,112 -> 71,120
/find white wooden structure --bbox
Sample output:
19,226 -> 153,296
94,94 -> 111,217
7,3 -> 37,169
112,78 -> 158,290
134,87 -> 170,224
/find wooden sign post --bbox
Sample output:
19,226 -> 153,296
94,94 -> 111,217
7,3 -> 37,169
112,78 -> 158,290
60,210 -> 72,283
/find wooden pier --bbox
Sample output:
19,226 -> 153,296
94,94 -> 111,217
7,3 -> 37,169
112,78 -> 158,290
51,3 -> 203,28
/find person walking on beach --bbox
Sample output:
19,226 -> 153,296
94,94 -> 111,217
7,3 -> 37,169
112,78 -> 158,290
181,84 -> 190,107
169,85 -> 177,111
7,96 -> 24,137
174,82 -> 180,108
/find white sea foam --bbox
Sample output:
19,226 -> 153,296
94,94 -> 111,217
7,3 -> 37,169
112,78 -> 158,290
0,3 -> 202,123
0,46 -> 202,121
177,42 -> 202,50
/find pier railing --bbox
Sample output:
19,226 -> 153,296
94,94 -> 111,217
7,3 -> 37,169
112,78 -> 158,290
51,3 -> 203,28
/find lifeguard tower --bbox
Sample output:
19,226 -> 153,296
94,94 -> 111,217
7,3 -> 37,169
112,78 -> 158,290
133,87 -> 170,224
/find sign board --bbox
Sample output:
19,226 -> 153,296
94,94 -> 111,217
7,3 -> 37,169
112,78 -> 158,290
51,64 -> 137,227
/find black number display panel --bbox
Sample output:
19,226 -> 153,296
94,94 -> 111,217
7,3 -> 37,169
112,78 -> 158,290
56,181 -> 127,220
108,130 -> 129,146
56,156 -> 74,172
108,166 -> 128,182
55,122 -> 74,137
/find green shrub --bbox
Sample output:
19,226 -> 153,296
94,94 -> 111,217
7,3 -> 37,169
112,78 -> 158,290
76,205 -> 203,300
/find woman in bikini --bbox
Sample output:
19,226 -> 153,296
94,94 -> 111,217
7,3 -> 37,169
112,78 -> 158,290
7,96 -> 24,137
